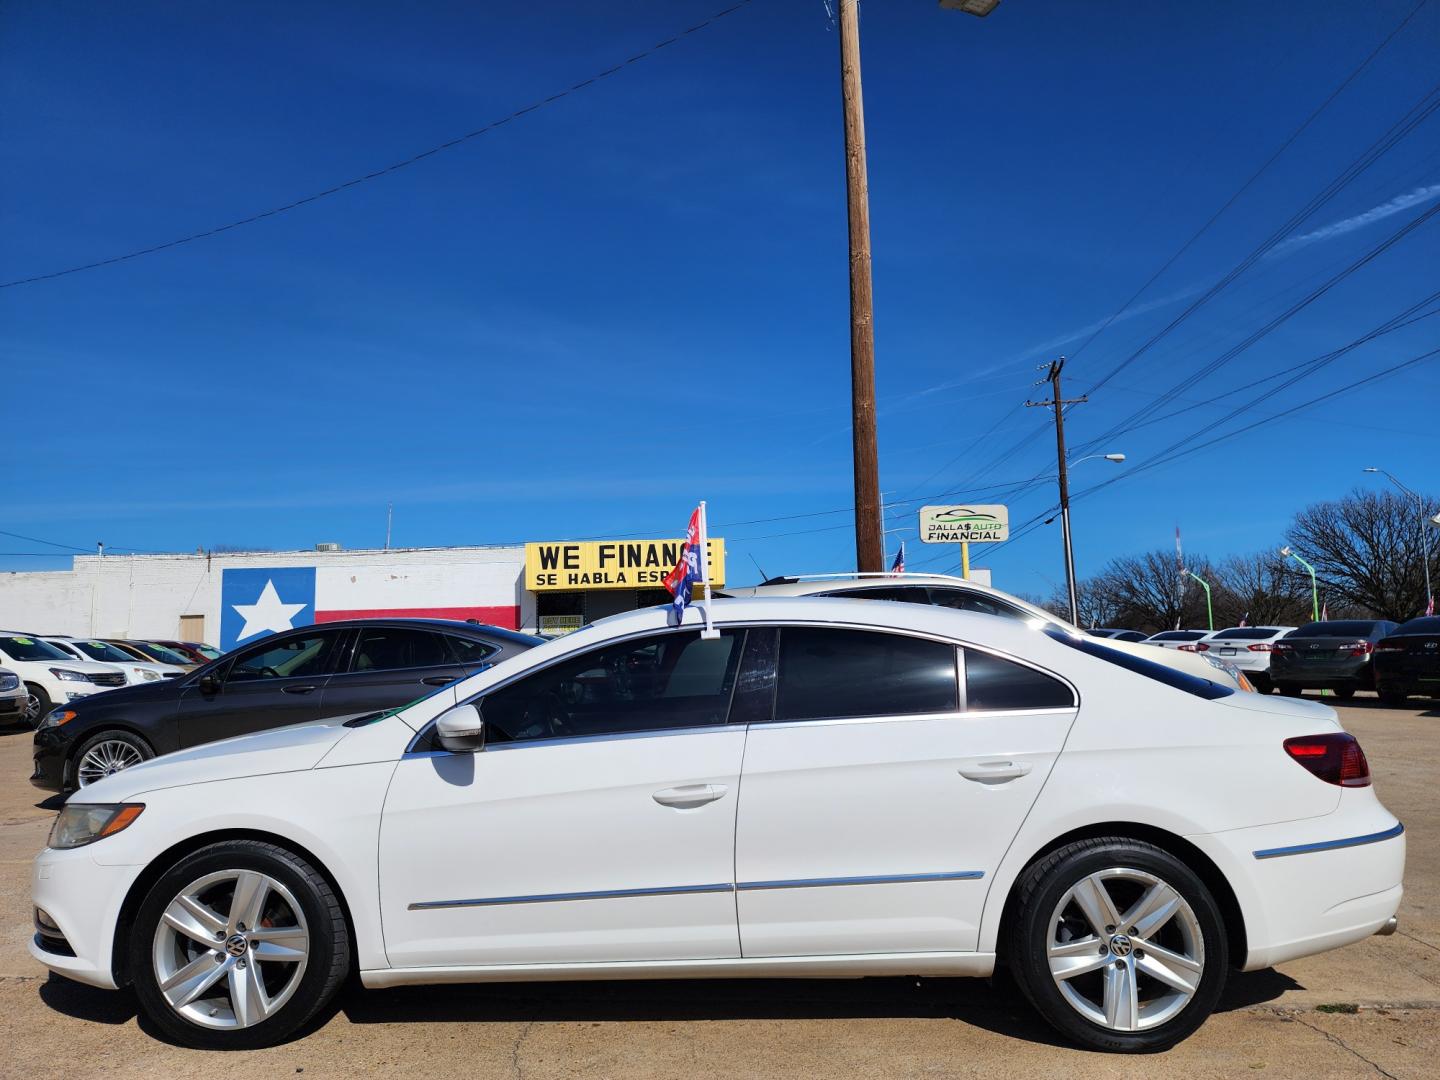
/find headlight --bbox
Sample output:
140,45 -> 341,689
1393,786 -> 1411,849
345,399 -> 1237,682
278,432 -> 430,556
47,803 -> 145,850
50,668 -> 90,682
137,668 -> 160,682
40,709 -> 77,729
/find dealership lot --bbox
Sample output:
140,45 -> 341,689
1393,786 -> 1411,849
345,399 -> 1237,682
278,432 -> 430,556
0,696 -> 1435,1079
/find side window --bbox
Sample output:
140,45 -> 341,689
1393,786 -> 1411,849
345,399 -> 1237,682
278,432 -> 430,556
963,649 -> 1074,711
351,628 -> 454,672
481,629 -> 744,744
928,588 -> 1031,621
775,628 -> 957,721
228,633 -> 338,683
824,586 -> 933,604
446,635 -> 498,666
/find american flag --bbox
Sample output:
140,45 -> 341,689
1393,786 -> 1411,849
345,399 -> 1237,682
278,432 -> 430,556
890,542 -> 905,575
663,503 -> 712,629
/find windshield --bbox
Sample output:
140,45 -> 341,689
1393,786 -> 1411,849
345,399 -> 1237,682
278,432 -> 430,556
1148,631 -> 1207,641
0,635 -> 72,662
1395,617 -> 1440,635
134,641 -> 193,665
194,644 -> 223,659
69,639 -> 143,663
1290,621 -> 1385,638
1211,628 -> 1284,640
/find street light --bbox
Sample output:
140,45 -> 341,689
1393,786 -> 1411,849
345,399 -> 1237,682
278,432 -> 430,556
1049,451 -> 1127,626
1280,545 -> 1320,623
1363,466 -> 1434,616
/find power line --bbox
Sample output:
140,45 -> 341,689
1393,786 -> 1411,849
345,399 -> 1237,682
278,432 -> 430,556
0,1 -> 757,290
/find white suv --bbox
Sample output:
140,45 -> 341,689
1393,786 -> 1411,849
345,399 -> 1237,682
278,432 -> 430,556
721,574 -> 1252,692
0,632 -> 125,725
43,637 -> 187,685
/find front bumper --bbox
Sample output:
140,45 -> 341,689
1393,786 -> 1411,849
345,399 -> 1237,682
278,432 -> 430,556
30,725 -> 73,791
29,846 -> 145,989
1188,798 -> 1404,971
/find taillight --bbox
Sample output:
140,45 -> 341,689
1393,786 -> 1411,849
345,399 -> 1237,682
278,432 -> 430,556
1179,643 -> 1209,652
1247,642 -> 1273,652
1272,642 -> 1293,653
1349,641 -> 1373,658
1283,733 -> 1371,787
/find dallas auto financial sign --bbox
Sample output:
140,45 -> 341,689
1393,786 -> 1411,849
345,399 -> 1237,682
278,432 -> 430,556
918,505 -> 1010,544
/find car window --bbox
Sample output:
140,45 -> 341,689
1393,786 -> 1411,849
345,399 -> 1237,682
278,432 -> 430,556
1395,617 -> 1440,635
775,627 -> 957,722
228,633 -> 338,682
964,649 -> 1075,711
1211,627 -> 1284,640
136,641 -> 194,664
69,639 -> 142,663
481,629 -> 744,744
928,588 -> 1032,621
194,644 -> 222,660
0,635 -> 72,662
822,585 -> 934,604
445,635 -> 499,666
351,628 -> 454,672
1290,621 -> 1385,637
1148,631 -> 1207,641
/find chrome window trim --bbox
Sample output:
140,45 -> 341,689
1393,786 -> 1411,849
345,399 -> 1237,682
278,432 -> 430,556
403,722 -> 742,757
409,870 -> 986,911
1252,821 -> 1404,860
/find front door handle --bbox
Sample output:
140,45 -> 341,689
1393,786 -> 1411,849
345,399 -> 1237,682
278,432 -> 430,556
652,784 -> 728,809
281,684 -> 318,696
957,759 -> 1033,783
423,675 -> 458,686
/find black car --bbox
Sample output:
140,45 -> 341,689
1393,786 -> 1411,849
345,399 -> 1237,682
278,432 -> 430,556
1269,619 -> 1400,699
1374,615 -> 1440,705
1086,628 -> 1149,642
32,619 -> 542,792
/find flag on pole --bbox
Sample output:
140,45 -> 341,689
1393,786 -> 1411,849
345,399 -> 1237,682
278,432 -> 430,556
1321,601 -> 1329,621
890,541 -> 905,575
1238,611 -> 1248,628
1427,594 -> 1435,617
663,502 -> 716,635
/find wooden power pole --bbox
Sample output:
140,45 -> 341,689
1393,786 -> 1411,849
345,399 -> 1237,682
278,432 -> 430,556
838,0 -> 883,573
1026,358 -> 1089,625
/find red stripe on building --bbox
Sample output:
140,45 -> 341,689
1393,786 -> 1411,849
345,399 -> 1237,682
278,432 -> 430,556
314,606 -> 520,629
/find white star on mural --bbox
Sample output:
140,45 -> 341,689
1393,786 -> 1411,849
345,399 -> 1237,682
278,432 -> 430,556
232,579 -> 308,642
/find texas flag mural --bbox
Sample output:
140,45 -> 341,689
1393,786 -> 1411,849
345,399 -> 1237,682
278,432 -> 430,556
219,566 -> 520,650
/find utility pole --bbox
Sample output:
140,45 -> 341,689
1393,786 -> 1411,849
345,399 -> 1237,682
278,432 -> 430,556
1027,358 -> 1088,625
385,503 -> 393,550
837,0 -> 882,573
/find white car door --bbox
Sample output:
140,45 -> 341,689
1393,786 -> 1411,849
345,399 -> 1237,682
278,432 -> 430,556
734,626 -> 1078,957
378,627 -> 750,970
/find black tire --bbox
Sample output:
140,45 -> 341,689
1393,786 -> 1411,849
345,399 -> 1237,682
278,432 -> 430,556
70,729 -> 153,789
1276,684 -> 1302,697
1249,675 -> 1274,695
1006,837 -> 1228,1053
1378,690 -> 1409,707
130,839 -> 350,1050
1332,687 -> 1356,700
24,683 -> 51,727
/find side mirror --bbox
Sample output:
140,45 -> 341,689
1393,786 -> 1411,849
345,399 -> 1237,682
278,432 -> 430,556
435,703 -> 486,753
199,672 -> 222,695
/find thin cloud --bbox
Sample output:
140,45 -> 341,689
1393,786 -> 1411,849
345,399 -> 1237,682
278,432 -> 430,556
1267,183 -> 1440,258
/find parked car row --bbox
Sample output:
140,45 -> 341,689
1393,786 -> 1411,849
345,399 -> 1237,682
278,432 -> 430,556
25,588 -> 1405,1055
0,633 -> 220,726
1087,617 -> 1439,702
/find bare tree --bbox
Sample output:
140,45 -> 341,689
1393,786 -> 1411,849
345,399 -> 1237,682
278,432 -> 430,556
1286,488 -> 1440,621
1214,551 -> 1310,627
1090,550 -> 1211,632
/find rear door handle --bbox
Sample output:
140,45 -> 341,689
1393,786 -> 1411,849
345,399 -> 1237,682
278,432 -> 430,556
652,784 -> 728,809
281,684 -> 319,696
423,675 -> 458,686
957,759 -> 1032,783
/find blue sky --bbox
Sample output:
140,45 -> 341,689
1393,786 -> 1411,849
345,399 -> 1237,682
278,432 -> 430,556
3,0 -> 1437,598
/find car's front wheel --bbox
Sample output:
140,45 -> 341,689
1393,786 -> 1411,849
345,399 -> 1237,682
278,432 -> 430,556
1007,837 -> 1228,1053
72,730 -> 152,788
130,840 -> 350,1049
24,683 -> 50,726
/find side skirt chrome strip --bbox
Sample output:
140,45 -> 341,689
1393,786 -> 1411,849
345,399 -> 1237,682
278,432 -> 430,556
1252,821 -> 1404,860
409,870 -> 985,911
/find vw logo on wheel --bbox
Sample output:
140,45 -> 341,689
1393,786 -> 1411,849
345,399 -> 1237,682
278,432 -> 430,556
1108,933 -> 1134,957
224,934 -> 248,958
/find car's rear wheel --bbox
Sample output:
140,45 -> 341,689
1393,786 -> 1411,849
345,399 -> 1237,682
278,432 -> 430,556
130,840 -> 350,1049
1007,838 -> 1228,1053
1378,690 -> 1409,707
24,683 -> 50,726
1276,683 -> 1302,697
1249,675 -> 1274,695
72,730 -> 152,788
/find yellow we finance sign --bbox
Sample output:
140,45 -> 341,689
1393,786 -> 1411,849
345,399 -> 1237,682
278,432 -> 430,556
525,539 -> 726,591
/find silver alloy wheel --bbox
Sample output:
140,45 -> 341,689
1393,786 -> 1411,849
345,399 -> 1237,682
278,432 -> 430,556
24,691 -> 43,724
152,869 -> 310,1030
74,739 -> 145,787
1046,867 -> 1204,1032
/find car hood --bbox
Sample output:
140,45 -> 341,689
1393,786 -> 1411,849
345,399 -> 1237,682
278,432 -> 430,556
74,716 -> 362,802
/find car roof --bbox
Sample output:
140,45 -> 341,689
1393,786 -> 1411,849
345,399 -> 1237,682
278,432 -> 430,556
721,574 -> 1056,618
248,617 -> 545,645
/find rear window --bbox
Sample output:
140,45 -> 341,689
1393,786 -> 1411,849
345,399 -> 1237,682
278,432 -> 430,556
776,627 -> 958,721
1290,621 -> 1384,638
1148,631 -> 1207,642
1211,628 -> 1284,640
1395,617 -> 1440,635
1045,629 -> 1234,700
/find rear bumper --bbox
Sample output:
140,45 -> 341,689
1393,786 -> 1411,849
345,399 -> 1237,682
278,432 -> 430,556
1188,802 -> 1404,972
1269,660 -> 1374,688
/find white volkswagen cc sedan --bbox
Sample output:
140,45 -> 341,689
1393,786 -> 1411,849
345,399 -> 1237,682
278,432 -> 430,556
29,598 -> 1404,1053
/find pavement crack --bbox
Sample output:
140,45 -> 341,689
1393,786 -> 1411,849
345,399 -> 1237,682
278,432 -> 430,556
509,1020 -> 535,1080
1397,929 -> 1440,953
1289,1014 -> 1400,1080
